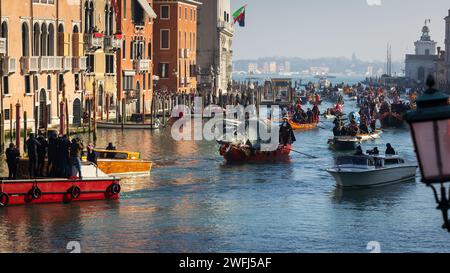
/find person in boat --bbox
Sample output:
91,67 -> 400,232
306,108 -> 313,124
47,132 -> 58,177
57,135 -> 70,177
26,133 -> 41,178
87,144 -> 98,165
36,131 -> 48,177
312,105 -> 320,123
359,115 -> 369,134
279,117 -> 296,146
354,146 -> 364,156
70,138 -> 84,179
367,147 -> 380,155
5,143 -> 20,180
385,143 -> 396,155
347,119 -> 359,136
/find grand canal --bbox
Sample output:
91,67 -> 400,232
0,99 -> 449,253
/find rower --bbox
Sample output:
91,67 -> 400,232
354,145 -> 364,156
279,116 -> 296,146
385,143 -> 396,155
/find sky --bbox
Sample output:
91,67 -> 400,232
230,0 -> 449,62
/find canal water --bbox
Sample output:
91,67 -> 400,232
0,99 -> 449,253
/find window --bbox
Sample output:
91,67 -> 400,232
86,54 -> 94,73
123,75 -> 133,91
185,8 -> 187,20
75,74 -> 80,91
58,74 -> 64,92
160,30 -> 170,49
33,75 -> 38,92
122,38 -> 126,59
47,75 -> 51,90
179,7 -> 182,19
25,75 -> 31,94
161,5 -> 169,19
158,63 -> 169,78
106,55 -> 114,74
143,74 -> 146,90
130,41 -> 133,59
4,109 -> 10,121
191,9 -> 193,21
3,76 -> 9,95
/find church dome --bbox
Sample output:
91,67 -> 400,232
422,25 -> 430,33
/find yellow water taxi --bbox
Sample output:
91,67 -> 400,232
84,149 -> 153,177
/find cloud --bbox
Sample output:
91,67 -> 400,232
366,0 -> 382,6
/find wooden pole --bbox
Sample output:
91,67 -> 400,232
106,93 -> 110,122
9,104 -> 12,144
59,101 -> 65,135
65,98 -> 69,136
15,102 -> 20,149
23,111 -> 27,154
88,102 -> 91,142
121,98 -> 125,130
142,93 -> 145,123
92,81 -> 97,142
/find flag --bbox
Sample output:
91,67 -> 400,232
233,5 -> 246,27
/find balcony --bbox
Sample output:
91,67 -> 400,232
104,35 -> 122,51
54,56 -> 63,71
133,59 -> 151,73
63,57 -> 72,72
72,56 -> 87,72
2,57 -> 16,75
84,33 -> 104,51
20,56 -> 40,74
0,38 -> 6,55
217,21 -> 234,36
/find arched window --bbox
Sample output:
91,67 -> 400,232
48,24 -> 55,56
109,7 -> 114,35
105,5 -> 110,35
21,23 -> 30,57
40,23 -> 47,56
1,21 -> 8,55
47,75 -> 51,90
84,1 -> 90,33
33,22 -> 40,56
72,25 -> 79,57
57,24 -> 64,56
89,2 -> 94,33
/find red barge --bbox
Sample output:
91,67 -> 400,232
219,143 -> 292,163
0,163 -> 121,207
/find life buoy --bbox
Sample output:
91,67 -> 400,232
0,192 -> 8,207
30,186 -> 42,200
68,186 -> 81,199
110,184 -> 121,195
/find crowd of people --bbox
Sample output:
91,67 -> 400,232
285,102 -> 320,124
354,143 -> 397,156
4,131 -> 108,180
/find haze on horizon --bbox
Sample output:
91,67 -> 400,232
231,0 -> 448,62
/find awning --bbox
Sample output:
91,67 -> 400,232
137,0 -> 157,19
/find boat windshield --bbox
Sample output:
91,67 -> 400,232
336,156 -> 371,166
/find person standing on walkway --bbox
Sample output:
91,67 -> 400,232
70,138 -> 84,179
47,132 -> 58,177
36,131 -> 48,177
26,133 -> 41,178
5,143 -> 20,180
57,135 -> 70,177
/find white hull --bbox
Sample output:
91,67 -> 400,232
327,165 -> 417,188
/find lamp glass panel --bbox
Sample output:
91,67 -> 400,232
437,119 -> 450,178
412,121 -> 440,179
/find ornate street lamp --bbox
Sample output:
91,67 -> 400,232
405,75 -> 450,232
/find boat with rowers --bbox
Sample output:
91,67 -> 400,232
327,154 -> 417,188
288,121 -> 318,131
0,162 -> 120,207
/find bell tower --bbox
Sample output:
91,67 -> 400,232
414,19 -> 437,56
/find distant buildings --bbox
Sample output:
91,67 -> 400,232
247,62 -> 258,74
405,21 -> 438,83
269,62 -> 277,74
309,66 -> 330,76
153,0 -> 201,94
197,0 -> 234,94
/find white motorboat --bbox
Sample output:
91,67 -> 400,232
327,155 -> 417,188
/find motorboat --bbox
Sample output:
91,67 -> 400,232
328,136 -> 361,151
327,155 -> 417,188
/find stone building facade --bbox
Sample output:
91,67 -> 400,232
196,0 -> 233,95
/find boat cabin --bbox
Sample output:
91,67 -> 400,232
92,149 -> 142,160
334,155 -> 405,169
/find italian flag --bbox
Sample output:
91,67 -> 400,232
233,5 -> 247,27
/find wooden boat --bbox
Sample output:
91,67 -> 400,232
1,162 -> 120,207
97,120 -> 160,130
219,143 -> 292,163
288,121 -> 318,131
89,149 -> 153,177
328,136 -> 361,151
356,130 -> 382,141
379,112 -> 405,128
